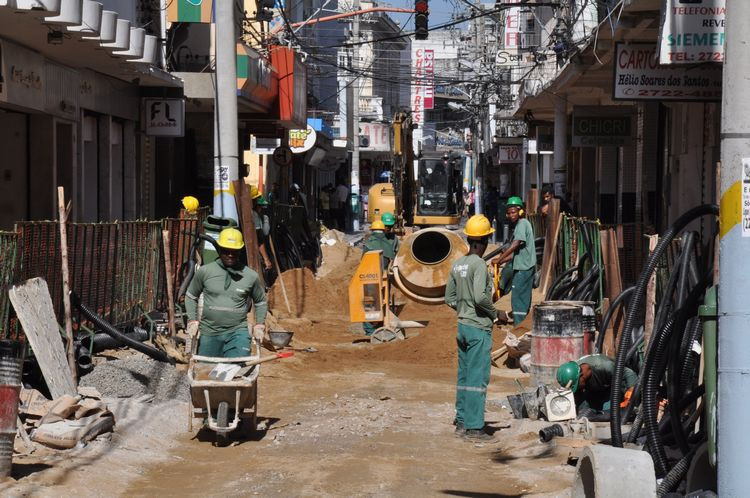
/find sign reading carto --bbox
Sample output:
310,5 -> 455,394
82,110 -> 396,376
614,43 -> 722,101
659,0 -> 725,64
289,125 -> 316,154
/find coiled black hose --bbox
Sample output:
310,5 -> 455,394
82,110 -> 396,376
177,233 -> 222,300
610,204 -> 718,448
571,264 -> 600,300
642,276 -> 708,476
546,265 -> 579,300
656,446 -> 698,497
679,319 -> 704,395
72,293 -> 174,365
596,286 -> 635,354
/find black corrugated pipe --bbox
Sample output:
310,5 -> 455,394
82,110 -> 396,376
642,275 -> 709,477
71,293 -> 174,365
82,327 -> 150,353
679,319 -> 704,395
656,446 -> 699,497
177,233 -> 222,300
596,286 -> 635,354
546,265 -> 579,301
610,204 -> 718,448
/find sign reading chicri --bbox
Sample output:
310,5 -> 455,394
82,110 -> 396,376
659,0 -> 725,64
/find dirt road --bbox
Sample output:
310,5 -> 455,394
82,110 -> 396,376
3,247 -> 576,497
122,299 -> 574,497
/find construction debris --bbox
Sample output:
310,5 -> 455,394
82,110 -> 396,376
31,394 -> 115,450
79,357 -> 189,402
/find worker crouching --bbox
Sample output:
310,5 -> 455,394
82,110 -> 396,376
445,215 -> 498,441
185,228 -> 268,357
556,354 -> 637,418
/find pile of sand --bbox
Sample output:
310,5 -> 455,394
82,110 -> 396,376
317,229 -> 360,279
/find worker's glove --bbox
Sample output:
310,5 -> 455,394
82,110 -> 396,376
252,324 -> 266,342
186,320 -> 199,338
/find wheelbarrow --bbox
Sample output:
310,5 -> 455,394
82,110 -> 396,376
187,338 -> 263,445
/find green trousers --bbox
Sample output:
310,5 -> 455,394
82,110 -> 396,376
198,328 -> 251,358
455,322 -> 492,430
500,266 -> 534,325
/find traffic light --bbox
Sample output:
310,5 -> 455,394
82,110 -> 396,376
255,0 -> 275,21
415,0 -> 428,40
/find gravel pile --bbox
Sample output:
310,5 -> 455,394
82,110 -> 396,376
80,356 -> 189,402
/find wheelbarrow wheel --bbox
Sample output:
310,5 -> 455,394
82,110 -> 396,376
216,401 -> 229,447
370,327 -> 405,344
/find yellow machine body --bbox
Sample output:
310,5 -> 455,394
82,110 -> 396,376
368,183 -> 396,224
413,214 -> 462,226
348,250 -> 386,323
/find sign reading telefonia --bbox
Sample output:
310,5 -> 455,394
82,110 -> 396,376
659,0 -> 725,64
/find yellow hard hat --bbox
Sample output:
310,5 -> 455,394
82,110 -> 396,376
182,196 -> 199,213
371,220 -> 386,231
249,185 -> 262,200
217,228 -> 245,250
464,214 -> 495,238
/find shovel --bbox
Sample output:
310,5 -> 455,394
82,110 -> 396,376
232,351 -> 295,378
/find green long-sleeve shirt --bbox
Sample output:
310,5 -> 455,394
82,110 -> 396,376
578,354 -> 637,394
445,254 -> 497,331
185,260 -> 268,336
363,232 -> 397,266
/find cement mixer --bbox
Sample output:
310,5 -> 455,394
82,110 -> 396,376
348,228 -> 469,343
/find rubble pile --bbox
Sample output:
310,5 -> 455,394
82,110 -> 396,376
80,357 -> 189,402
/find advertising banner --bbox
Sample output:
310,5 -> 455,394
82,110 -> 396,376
614,43 -> 722,101
659,0 -> 725,64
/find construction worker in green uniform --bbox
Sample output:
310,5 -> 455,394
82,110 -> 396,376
362,219 -> 396,269
557,354 -> 638,415
250,187 -> 273,272
381,212 -> 400,257
445,214 -> 498,441
492,196 -> 536,325
185,228 -> 268,357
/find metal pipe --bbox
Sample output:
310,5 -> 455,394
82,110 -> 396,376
700,286 -> 717,469
718,1 -> 750,493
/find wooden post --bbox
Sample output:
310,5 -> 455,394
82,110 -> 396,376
269,235 -> 291,315
233,180 -> 263,283
539,199 -> 562,295
162,230 -> 177,337
57,187 -> 77,384
643,234 -> 659,349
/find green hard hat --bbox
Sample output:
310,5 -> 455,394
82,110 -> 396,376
381,212 -> 396,226
256,196 -> 269,206
557,361 -> 581,392
506,196 -> 524,209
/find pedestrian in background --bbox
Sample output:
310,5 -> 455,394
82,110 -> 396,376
335,181 -> 349,231
320,185 -> 332,227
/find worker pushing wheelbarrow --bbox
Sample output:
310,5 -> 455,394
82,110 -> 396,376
183,227 -> 292,444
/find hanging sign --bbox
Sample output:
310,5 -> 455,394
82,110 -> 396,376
614,43 -> 722,101
289,125 -> 316,154
659,0 -> 725,64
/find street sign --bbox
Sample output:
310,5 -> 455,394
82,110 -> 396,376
143,98 -> 185,137
273,146 -> 293,166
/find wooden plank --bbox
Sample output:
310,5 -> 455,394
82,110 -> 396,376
526,188 -> 539,214
233,180 -> 264,285
643,234 -> 659,350
9,278 -> 76,399
539,199 -> 562,295
161,230 -> 177,337
56,187 -> 77,384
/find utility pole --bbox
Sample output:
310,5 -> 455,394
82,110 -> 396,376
472,9 -> 484,216
213,0 -> 239,221
718,0 -> 750,494
351,0 -> 361,232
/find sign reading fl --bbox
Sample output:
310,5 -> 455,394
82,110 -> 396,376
144,98 -> 185,137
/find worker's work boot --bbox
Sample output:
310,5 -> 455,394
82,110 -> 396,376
462,429 -> 495,441
454,422 -> 466,436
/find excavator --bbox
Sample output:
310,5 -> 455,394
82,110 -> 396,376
367,112 -> 463,228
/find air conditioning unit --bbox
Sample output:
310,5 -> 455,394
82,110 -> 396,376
358,135 -> 370,148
